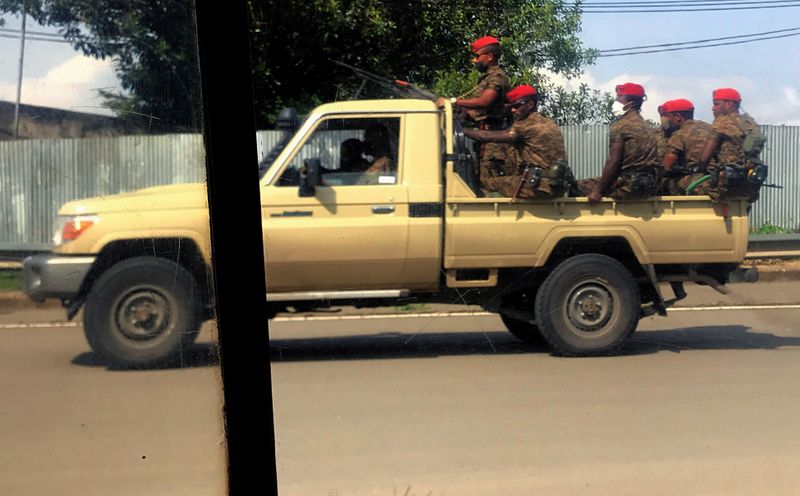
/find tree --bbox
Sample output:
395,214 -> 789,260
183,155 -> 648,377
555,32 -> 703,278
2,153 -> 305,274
0,0 -> 202,132
1,0 -> 612,130
250,0 -> 613,126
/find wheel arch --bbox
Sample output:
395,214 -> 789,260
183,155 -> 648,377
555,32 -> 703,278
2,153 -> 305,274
76,238 -> 213,316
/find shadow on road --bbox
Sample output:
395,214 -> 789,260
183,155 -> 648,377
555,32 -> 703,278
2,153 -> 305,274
270,325 -> 800,362
627,325 -> 800,354
270,330 -> 545,362
71,343 -> 220,370
69,325 -> 800,368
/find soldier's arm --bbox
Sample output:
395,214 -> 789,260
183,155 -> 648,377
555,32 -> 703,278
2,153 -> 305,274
464,128 -> 515,143
588,140 -> 624,202
455,88 -> 499,109
698,135 -> 719,170
662,153 -> 679,171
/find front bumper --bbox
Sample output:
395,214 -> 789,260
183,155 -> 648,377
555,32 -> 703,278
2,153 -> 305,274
22,254 -> 96,302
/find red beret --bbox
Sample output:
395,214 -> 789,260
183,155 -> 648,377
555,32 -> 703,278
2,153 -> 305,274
615,82 -> 646,98
507,85 -> 538,103
471,36 -> 500,53
658,99 -> 694,114
712,88 -> 741,102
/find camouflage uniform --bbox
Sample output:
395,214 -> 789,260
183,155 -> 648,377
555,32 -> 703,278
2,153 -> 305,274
483,112 -> 567,199
656,119 -> 713,195
699,113 -> 759,201
461,65 -> 511,192
578,109 -> 660,200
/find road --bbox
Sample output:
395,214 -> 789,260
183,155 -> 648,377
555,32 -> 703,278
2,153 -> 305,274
1,282 -> 800,495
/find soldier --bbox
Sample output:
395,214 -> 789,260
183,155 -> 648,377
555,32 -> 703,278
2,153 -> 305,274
462,85 -> 568,200
655,99 -> 713,195
578,83 -> 660,202
697,88 -> 765,202
363,124 -> 395,174
436,35 -> 511,194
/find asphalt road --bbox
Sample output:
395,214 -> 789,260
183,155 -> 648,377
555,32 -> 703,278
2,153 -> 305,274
2,282 -> 800,496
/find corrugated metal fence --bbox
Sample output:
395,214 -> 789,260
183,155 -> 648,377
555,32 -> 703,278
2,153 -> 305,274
2,126 -> 798,251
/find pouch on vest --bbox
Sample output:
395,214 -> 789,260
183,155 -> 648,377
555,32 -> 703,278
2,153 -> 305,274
742,115 -> 766,159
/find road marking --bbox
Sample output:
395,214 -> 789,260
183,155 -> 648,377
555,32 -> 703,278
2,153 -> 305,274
2,304 -> 800,328
0,322 -> 79,329
669,304 -> 800,312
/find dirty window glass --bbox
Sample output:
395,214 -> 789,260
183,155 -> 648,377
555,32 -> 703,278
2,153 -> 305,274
252,0 -> 800,494
277,117 -> 400,186
0,3 -> 227,495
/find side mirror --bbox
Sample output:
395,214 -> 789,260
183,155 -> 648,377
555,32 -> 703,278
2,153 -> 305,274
299,158 -> 321,197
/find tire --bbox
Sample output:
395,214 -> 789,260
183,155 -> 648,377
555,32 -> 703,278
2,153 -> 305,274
83,256 -> 202,367
500,313 -> 544,345
535,254 -> 639,356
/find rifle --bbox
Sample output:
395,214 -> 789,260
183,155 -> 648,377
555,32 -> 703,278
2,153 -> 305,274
331,60 -> 438,101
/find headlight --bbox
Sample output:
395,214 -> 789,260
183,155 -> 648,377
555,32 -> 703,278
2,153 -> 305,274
53,215 -> 99,246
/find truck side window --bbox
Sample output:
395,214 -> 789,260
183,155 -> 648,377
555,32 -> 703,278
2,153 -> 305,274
276,117 -> 400,186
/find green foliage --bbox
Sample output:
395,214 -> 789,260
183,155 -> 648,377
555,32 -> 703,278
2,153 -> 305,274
0,0 -> 202,132
753,222 -> 790,234
1,0 -> 612,128
249,0 -> 611,126
0,270 -> 21,292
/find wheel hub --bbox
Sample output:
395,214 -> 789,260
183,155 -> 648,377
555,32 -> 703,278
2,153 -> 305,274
116,290 -> 171,340
567,283 -> 613,331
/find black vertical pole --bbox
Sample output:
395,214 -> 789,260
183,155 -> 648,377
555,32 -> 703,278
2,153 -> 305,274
194,0 -> 278,494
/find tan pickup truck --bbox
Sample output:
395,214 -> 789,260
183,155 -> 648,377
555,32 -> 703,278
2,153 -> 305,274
23,99 -> 755,366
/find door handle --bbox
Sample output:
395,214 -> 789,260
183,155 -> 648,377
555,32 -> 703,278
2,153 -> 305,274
371,205 -> 395,214
270,210 -> 313,217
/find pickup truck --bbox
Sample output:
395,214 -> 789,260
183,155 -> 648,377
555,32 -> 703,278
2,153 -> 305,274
23,99 -> 756,366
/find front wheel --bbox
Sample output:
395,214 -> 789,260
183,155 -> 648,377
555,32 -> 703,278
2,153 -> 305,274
83,257 -> 202,367
535,254 -> 640,356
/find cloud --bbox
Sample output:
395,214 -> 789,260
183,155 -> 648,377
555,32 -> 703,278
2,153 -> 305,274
0,55 -> 120,116
578,71 -> 800,125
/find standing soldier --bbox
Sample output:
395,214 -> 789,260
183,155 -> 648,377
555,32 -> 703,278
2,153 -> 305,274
578,83 -> 660,202
436,35 -> 511,195
463,85 -> 568,199
655,99 -> 713,195
696,88 -> 766,202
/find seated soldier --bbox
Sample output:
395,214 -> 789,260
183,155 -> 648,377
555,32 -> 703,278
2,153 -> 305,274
363,124 -> 395,174
578,83 -> 660,202
697,88 -> 766,202
339,138 -> 369,172
463,84 -> 568,200
656,99 -> 713,195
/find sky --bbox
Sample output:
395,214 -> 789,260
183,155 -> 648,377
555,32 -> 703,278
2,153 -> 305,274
572,3 -> 800,124
0,4 -> 798,125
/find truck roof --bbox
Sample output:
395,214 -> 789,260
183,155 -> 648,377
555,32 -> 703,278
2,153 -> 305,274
313,99 -> 438,114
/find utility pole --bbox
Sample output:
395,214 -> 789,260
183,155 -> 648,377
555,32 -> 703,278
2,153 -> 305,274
13,2 -> 27,139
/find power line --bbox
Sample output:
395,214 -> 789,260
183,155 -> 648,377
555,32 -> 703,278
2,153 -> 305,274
0,27 -> 66,38
581,0 -> 799,5
0,33 -> 71,43
598,26 -> 800,53
577,1 -> 800,12
597,31 -> 800,56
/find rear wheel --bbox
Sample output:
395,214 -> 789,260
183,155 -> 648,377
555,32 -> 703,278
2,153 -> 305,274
500,313 -> 544,345
535,254 -> 639,356
83,257 -> 202,367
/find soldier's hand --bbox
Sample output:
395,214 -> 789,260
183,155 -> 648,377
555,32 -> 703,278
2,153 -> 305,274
435,97 -> 447,108
587,191 -> 603,203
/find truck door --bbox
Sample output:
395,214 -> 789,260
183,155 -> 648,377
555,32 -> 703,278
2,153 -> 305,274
261,116 -> 410,293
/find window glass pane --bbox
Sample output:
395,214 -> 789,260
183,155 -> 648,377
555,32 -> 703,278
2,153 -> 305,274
1,4 -> 226,495
277,117 -> 400,186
